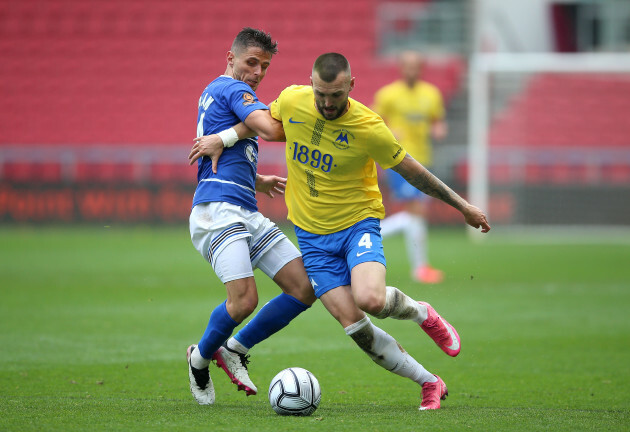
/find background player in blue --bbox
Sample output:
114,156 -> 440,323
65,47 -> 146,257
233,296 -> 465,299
186,27 -> 316,405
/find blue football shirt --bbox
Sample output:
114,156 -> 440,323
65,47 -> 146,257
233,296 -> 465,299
192,75 -> 269,212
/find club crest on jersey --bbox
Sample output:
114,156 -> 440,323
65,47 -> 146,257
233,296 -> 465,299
242,92 -> 256,106
244,143 -> 258,165
332,129 -> 354,150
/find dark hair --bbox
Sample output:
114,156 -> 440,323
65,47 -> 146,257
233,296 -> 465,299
231,27 -> 278,56
312,53 -> 351,82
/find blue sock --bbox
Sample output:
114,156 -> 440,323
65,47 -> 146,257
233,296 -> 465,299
234,293 -> 310,349
197,301 -> 238,359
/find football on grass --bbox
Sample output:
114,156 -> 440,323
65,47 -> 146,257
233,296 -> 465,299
268,367 -> 321,416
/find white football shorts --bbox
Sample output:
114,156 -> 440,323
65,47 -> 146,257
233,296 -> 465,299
190,202 -> 301,283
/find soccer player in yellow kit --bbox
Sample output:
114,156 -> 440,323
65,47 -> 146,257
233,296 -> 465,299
373,51 -> 448,284
189,53 -> 490,410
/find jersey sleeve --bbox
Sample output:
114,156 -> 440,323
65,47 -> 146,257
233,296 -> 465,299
225,81 -> 269,122
270,85 -> 299,122
368,119 -> 407,169
269,93 -> 282,121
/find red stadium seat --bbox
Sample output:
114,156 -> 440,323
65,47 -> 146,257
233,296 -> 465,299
487,72 -> 630,184
75,162 -> 137,183
601,164 -> 630,184
6,0 -> 627,193
150,163 -> 197,183
2,162 -> 62,183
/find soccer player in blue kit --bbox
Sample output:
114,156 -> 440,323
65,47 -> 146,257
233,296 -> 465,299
186,27 -> 316,405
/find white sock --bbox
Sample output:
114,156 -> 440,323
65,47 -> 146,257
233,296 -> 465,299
374,285 -> 428,324
344,316 -> 434,385
404,215 -> 427,270
380,211 -> 411,238
190,347 -> 211,369
227,337 -> 249,355
392,354 -> 437,385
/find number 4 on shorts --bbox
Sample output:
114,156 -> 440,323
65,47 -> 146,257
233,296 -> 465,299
358,233 -> 372,249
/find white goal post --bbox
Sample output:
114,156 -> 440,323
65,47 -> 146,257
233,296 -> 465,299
467,52 -> 630,240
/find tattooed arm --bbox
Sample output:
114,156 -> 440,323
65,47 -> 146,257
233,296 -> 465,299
391,154 -> 491,233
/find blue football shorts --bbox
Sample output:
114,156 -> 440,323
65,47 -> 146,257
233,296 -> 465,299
385,169 -> 429,201
294,217 -> 386,298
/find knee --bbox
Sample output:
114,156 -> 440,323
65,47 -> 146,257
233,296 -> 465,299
274,262 -> 317,306
354,290 -> 385,316
240,295 -> 259,316
279,277 -> 316,305
293,280 -> 317,306
227,294 -> 258,322
407,200 -> 426,217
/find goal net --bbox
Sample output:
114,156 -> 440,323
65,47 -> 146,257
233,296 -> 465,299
467,53 -> 630,239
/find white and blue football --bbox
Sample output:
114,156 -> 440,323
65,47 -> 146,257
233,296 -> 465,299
268,367 -> 321,416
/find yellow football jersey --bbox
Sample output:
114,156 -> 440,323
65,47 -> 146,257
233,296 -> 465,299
372,80 -> 444,166
270,85 -> 406,234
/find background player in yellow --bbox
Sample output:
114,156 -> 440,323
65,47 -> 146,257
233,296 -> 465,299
373,51 -> 448,284
189,52 -> 490,410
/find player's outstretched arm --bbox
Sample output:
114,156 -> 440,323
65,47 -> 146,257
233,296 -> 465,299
243,110 -> 285,142
391,154 -> 491,233
189,111 -> 285,173
189,121 -> 254,170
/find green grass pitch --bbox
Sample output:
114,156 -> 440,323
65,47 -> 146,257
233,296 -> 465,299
1,226 -> 629,431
